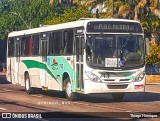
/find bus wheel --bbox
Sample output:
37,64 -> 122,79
25,73 -> 34,94
64,78 -> 77,101
112,93 -> 124,101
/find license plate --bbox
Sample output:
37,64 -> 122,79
105,58 -> 119,67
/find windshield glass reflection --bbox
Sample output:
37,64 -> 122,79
86,34 -> 144,69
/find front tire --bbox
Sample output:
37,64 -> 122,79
64,78 -> 77,101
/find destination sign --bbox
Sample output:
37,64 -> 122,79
87,21 -> 143,33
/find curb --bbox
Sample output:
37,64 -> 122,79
146,83 -> 160,85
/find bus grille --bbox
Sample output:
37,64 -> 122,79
107,84 -> 128,89
120,79 -> 130,81
103,79 -> 115,81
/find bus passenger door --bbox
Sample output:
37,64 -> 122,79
14,37 -> 21,84
40,37 -> 49,89
75,35 -> 84,91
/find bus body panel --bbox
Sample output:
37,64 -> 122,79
6,18 -> 145,99
46,56 -> 76,91
83,60 -> 145,94
83,72 -> 145,94
84,79 -> 145,94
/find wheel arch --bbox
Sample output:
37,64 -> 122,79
24,71 -> 29,79
62,72 -> 70,91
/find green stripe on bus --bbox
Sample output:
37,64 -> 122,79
22,60 -> 59,83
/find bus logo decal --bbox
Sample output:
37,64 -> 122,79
52,59 -> 59,70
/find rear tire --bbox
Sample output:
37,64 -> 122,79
64,78 -> 77,101
112,93 -> 124,101
25,73 -> 34,94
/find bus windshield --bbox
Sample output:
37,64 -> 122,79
86,34 -> 144,69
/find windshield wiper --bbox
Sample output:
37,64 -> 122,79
100,33 -> 113,47
121,33 -> 132,48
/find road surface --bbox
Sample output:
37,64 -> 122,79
0,75 -> 159,121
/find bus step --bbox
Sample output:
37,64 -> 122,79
42,87 -> 48,91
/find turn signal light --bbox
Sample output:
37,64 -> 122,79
135,84 -> 144,89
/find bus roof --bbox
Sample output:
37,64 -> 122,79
8,18 -> 141,37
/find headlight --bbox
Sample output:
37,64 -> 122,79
85,71 -> 101,82
133,72 -> 145,82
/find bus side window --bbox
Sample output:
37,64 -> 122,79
28,37 -> 32,56
63,31 -> 68,54
21,37 -> 25,56
21,36 -> 30,56
50,32 -> 56,55
54,31 -> 62,55
14,37 -> 21,57
32,34 -> 39,55
22,36 -> 30,56
67,29 -> 73,54
63,29 -> 73,55
49,32 -> 53,55
8,38 -> 14,57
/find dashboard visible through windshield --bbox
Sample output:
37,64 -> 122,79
86,34 -> 145,69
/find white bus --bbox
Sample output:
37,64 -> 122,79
7,18 -> 146,101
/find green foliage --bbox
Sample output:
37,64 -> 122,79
0,0 -> 159,44
45,5 -> 93,25
0,0 -> 65,40
146,44 -> 160,64
140,12 -> 160,39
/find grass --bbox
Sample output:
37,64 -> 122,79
146,75 -> 160,83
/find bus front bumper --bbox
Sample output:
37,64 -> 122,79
84,79 -> 145,94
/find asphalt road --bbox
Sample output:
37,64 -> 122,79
0,75 -> 160,121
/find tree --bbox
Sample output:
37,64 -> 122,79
0,0 -> 62,40
46,4 -> 93,25
146,43 -> 160,64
